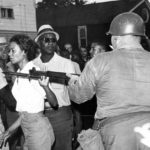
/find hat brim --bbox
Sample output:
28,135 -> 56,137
35,30 -> 59,42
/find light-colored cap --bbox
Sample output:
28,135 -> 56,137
35,24 -> 59,42
0,37 -> 7,45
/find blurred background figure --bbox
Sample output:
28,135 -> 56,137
79,47 -> 90,71
71,53 -> 81,75
0,37 -> 18,150
89,41 -> 106,58
55,45 -> 61,55
64,43 -> 73,59
60,49 -> 82,150
90,41 -> 99,53
0,37 -> 8,70
0,37 -> 9,130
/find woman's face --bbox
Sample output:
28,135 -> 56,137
8,42 -> 25,65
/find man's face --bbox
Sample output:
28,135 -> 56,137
0,44 -> 8,60
64,44 -> 72,53
91,45 -> 105,58
80,47 -> 87,57
39,33 -> 57,55
90,42 -> 98,57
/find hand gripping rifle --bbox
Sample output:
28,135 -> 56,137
3,67 -> 79,85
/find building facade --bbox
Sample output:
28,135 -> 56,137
0,0 -> 37,40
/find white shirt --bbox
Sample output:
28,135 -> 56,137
33,53 -> 75,107
0,116 -> 4,134
72,61 -> 81,75
0,68 -> 7,89
12,61 -> 46,113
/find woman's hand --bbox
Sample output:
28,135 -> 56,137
0,130 -> 10,147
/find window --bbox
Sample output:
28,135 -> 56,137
77,26 -> 87,48
7,9 -> 14,18
0,8 -> 14,19
1,8 -> 6,18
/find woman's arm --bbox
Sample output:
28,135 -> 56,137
0,115 -> 21,145
9,115 -> 21,131
39,76 -> 58,109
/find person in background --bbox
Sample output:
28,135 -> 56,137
70,52 -> 82,150
88,41 -> 107,130
78,47 -> 90,71
89,41 -> 106,58
61,50 -> 81,75
90,40 -> 99,54
0,69 -> 14,150
0,34 -> 58,150
64,43 -> 73,59
79,46 -> 96,130
0,37 -> 16,150
67,12 -> 150,150
0,37 -> 18,150
60,50 -> 82,150
34,24 -> 75,150
55,45 -> 61,55
71,53 -> 81,75
60,49 -> 70,59
0,37 -> 9,61
0,37 -> 10,129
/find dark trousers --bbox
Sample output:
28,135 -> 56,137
45,106 -> 73,150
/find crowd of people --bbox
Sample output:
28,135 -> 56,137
0,11 -> 150,150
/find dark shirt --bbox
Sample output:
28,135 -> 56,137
0,85 -> 16,112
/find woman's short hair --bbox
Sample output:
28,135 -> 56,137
9,34 -> 39,61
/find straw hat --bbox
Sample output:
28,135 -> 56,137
35,24 -> 59,42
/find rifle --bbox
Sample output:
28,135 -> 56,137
3,67 -> 79,85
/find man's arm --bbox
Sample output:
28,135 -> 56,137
68,61 -> 96,104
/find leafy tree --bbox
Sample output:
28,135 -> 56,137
37,0 -> 87,8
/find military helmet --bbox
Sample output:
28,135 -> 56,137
107,12 -> 146,36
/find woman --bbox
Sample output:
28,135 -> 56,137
0,34 -> 58,150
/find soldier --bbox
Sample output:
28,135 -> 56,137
67,12 -> 150,150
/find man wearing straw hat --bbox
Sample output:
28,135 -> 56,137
34,24 -> 75,150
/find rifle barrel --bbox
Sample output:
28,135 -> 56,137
3,71 -> 79,85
